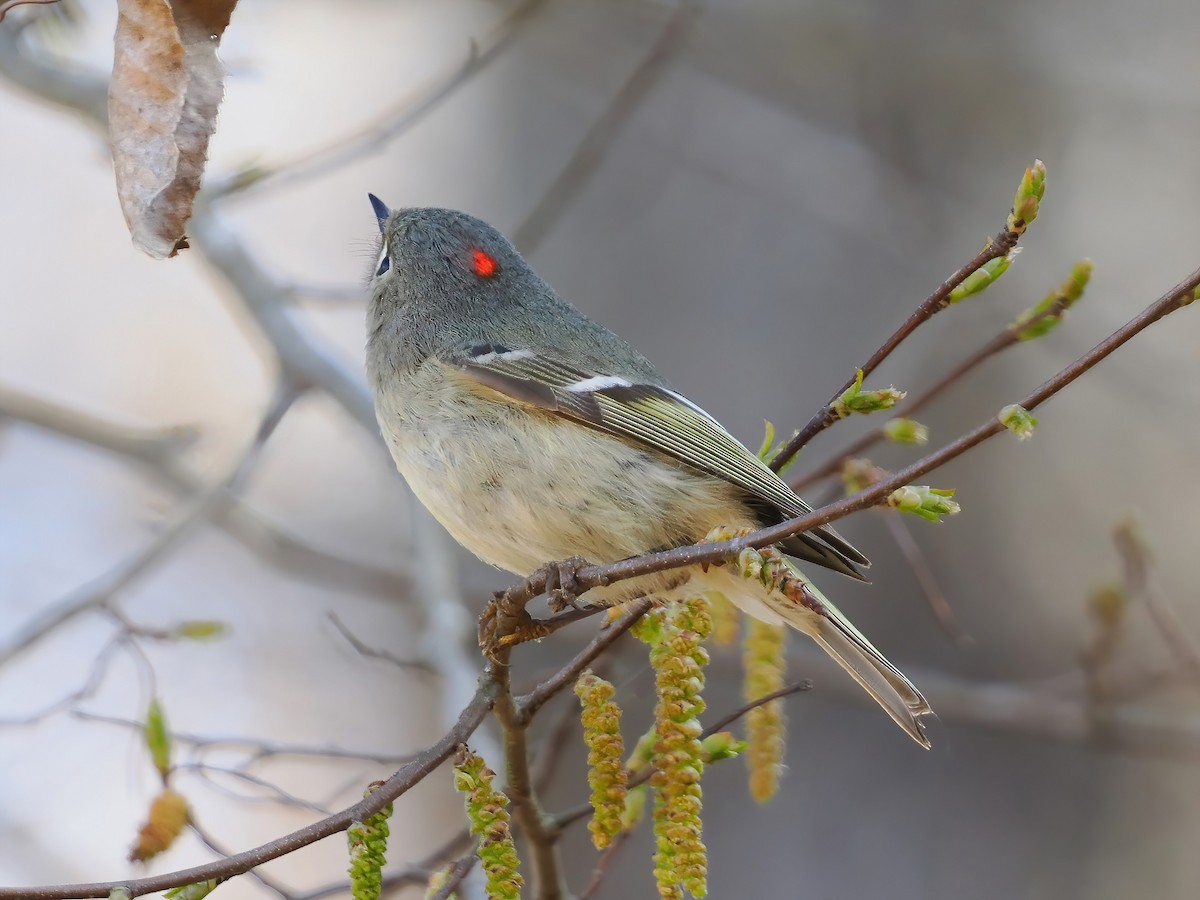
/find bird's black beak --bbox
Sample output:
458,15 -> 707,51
368,193 -> 391,232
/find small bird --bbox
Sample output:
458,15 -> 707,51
365,198 -> 933,747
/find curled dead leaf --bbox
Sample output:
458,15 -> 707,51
108,0 -> 238,258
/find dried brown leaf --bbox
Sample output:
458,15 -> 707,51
108,0 -> 238,258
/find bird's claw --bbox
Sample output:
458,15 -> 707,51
478,597 -> 554,660
477,556 -> 594,659
543,555 -> 590,614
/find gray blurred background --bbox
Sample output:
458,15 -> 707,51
2,0 -> 1200,897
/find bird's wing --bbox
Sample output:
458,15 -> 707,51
446,343 -> 868,578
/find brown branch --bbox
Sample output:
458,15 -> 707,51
792,294 -> 1075,494
769,227 -> 1022,473
701,681 -> 813,737
0,681 -> 500,899
790,327 -> 1016,491
493,652 -> 565,900
517,598 -> 653,722
579,828 -> 635,900
493,265 -> 1199,615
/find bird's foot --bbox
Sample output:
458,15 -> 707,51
478,594 -> 555,660
543,555 -> 592,614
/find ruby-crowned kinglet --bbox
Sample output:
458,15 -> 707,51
365,198 -> 932,747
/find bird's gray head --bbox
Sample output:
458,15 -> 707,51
368,198 -> 531,308
365,197 -> 559,374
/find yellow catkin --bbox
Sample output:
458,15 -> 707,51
575,671 -> 629,849
743,618 -> 787,803
453,746 -> 522,900
705,591 -> 740,646
347,782 -> 394,900
128,788 -> 189,862
640,596 -> 712,899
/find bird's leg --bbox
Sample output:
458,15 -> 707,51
544,554 -> 590,613
478,555 -> 594,659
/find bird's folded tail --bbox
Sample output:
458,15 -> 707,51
771,567 -> 933,748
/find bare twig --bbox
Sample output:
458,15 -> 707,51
701,681 -> 813,737
1113,521 -> 1200,689
790,328 -> 1016,491
0,385 -> 408,599
0,386 -> 297,667
769,227 -> 1022,472
0,635 -> 124,727
214,0 -> 547,199
327,612 -> 434,675
0,679 -> 501,899
517,599 -> 653,722
292,828 -> 475,900
579,828 -> 635,900
428,850 -> 480,900
177,763 -> 333,816
881,512 -> 971,645
493,655 -> 565,900
512,0 -> 702,254
188,819 -> 296,900
72,710 -> 417,766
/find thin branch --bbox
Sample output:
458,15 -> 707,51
327,612 -> 434,676
769,227 -> 1022,472
428,851 -> 480,900
176,763 -> 333,816
881,511 -> 971,645
0,385 -> 408,601
1113,523 -> 1200,690
72,710 -> 416,766
494,657 -> 565,900
701,681 -> 813,737
0,635 -> 124,727
0,386 -> 296,667
517,599 -> 653,722
292,828 -> 475,900
579,828 -> 635,900
0,679 -> 501,900
512,0 -> 702,254
213,0 -> 547,199
789,327 -> 1016,491
188,819 -> 295,900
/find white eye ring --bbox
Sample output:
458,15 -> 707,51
375,242 -> 390,276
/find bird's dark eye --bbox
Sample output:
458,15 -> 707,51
375,242 -> 390,276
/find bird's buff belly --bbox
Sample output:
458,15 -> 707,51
377,400 -> 748,594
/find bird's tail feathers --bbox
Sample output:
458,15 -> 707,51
768,568 -> 933,748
